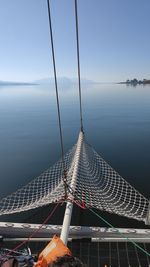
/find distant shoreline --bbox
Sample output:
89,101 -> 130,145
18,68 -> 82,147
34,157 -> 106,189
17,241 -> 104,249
0,81 -> 37,86
118,79 -> 150,85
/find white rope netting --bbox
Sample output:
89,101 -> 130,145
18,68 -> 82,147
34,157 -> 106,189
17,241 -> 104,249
74,141 -> 148,222
0,132 -> 148,222
0,145 -> 76,215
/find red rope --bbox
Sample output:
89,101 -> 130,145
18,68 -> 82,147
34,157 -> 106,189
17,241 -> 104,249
67,196 -> 86,209
0,202 -> 60,260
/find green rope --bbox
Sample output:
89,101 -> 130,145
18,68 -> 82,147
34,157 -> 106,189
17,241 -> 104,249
89,208 -> 150,257
67,183 -> 150,257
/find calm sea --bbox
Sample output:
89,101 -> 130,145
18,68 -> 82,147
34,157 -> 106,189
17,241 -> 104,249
0,83 -> 150,227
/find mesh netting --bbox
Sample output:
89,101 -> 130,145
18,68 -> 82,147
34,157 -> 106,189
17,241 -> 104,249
0,146 -> 76,215
0,133 -> 148,222
74,141 -> 148,222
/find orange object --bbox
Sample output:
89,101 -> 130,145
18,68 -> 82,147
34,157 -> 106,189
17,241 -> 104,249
34,235 -> 72,267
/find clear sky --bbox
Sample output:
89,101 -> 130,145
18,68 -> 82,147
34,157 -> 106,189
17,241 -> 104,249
0,0 -> 150,82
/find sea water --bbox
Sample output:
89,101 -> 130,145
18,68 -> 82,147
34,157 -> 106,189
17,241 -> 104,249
0,83 -> 150,227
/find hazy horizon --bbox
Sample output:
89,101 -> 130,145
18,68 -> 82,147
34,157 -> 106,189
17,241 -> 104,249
1,76 -> 150,85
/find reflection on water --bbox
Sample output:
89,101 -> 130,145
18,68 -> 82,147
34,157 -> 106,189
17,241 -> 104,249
0,83 -> 150,227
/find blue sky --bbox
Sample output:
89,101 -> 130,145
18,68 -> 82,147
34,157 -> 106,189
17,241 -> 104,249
0,0 -> 150,82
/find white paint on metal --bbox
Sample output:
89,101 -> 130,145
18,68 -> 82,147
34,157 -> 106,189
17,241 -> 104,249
1,222 -> 150,242
60,131 -> 83,245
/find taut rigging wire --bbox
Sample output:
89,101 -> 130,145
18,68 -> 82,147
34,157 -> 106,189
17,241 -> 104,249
46,0 -> 84,196
74,0 -> 84,132
46,0 -> 67,197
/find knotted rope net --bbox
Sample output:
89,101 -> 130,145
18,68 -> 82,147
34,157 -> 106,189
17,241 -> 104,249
0,132 -> 148,223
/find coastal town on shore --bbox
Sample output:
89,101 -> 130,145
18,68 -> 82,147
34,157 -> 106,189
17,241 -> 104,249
119,78 -> 150,85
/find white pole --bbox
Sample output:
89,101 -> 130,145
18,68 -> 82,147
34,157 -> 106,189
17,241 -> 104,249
60,131 -> 83,245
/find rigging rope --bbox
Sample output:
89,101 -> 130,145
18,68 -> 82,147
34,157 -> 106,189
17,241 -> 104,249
66,185 -> 150,258
0,202 -> 60,260
88,208 -> 150,258
74,0 -> 84,132
47,0 -> 67,197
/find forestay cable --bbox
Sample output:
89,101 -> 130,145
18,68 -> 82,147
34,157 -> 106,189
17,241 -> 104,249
74,0 -> 84,132
47,0 -> 67,196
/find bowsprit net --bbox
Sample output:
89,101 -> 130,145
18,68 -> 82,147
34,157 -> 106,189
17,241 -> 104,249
0,132 -> 148,223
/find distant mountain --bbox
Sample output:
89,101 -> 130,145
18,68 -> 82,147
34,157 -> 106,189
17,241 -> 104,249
35,77 -> 96,85
0,77 -> 97,87
0,80 -> 35,86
